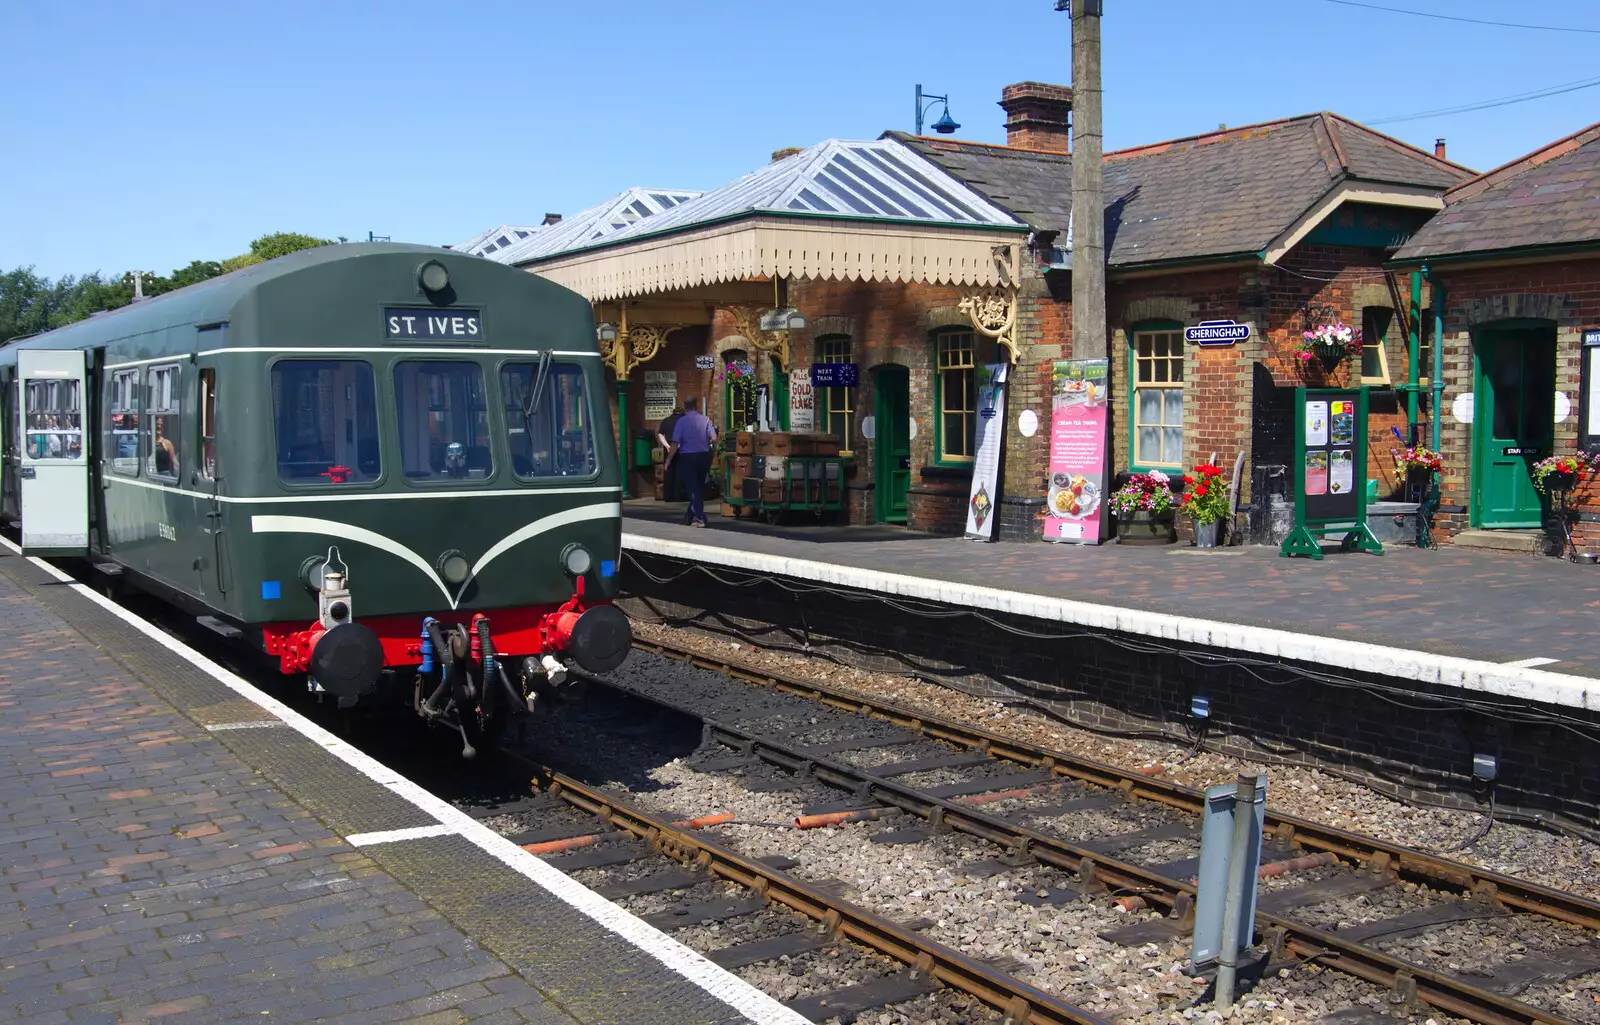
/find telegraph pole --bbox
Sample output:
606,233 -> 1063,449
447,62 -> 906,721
1070,0 -> 1106,359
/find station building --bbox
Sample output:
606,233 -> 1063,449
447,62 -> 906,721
462,84 -> 1500,540
1389,121 -> 1600,553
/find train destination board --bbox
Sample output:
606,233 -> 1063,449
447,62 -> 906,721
384,307 -> 485,341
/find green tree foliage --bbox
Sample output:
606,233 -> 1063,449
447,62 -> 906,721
1,231 -> 334,343
221,231 -> 336,272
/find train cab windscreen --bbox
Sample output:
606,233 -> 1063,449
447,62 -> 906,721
502,362 -> 596,479
394,361 -> 493,481
272,360 -> 382,485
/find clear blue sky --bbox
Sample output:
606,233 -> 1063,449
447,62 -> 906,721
5,0 -> 1598,279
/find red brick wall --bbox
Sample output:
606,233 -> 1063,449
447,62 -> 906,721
1015,245 -> 1424,537
1425,256 -> 1600,545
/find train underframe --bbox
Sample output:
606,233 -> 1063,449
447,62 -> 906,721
260,569 -> 630,757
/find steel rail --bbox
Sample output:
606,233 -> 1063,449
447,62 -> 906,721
636,637 -> 1600,933
499,752 -> 1117,1025
596,652 -> 1580,1025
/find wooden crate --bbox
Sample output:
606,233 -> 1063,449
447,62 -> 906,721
788,433 -> 841,457
734,432 -> 756,454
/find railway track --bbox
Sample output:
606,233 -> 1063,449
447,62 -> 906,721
401,738 -> 1116,1025
576,637 -> 1600,1025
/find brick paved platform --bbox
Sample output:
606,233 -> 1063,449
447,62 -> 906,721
0,547 -> 797,1025
623,501 -> 1600,690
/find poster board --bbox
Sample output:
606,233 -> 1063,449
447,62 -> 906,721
788,368 -> 815,433
1043,358 -> 1109,544
642,370 -> 677,421
1279,386 -> 1383,559
1580,329 -> 1600,453
964,363 -> 1008,540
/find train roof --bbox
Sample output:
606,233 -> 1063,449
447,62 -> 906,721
1,242 -> 476,354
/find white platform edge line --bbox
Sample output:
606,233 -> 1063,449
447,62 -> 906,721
1504,657 -> 1560,669
205,720 -> 285,731
620,532 -> 1600,713
346,824 -> 459,847
0,537 -> 810,1025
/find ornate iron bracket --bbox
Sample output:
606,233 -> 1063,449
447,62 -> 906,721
960,243 -> 1021,364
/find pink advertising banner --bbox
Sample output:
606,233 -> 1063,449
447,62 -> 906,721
1044,358 -> 1110,544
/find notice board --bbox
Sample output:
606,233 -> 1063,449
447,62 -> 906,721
642,370 -> 677,421
1280,386 -> 1382,559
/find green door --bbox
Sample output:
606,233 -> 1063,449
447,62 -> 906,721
874,365 -> 910,523
1472,326 -> 1556,528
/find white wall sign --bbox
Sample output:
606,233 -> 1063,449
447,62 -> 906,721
860,415 -> 876,441
788,368 -> 815,432
908,418 -> 918,441
1555,391 -> 1572,423
642,370 -> 677,421
1018,409 -> 1039,438
1451,393 -> 1474,424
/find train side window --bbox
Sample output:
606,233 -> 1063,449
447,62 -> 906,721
146,364 -> 180,480
108,368 -> 141,475
198,368 -> 217,480
394,361 -> 492,482
24,377 -> 83,461
271,360 -> 381,485
501,362 -> 596,479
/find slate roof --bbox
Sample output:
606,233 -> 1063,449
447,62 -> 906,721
890,113 -> 1469,268
1392,121 -> 1600,262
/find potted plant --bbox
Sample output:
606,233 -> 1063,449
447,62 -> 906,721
1532,451 -> 1595,496
1295,323 -> 1362,373
1108,470 -> 1177,545
1178,463 -> 1230,547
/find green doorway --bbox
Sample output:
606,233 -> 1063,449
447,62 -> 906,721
1471,324 -> 1556,528
873,364 -> 910,524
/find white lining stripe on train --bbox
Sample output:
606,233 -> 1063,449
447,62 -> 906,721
103,346 -> 602,369
104,475 -> 620,504
0,534 -> 810,1025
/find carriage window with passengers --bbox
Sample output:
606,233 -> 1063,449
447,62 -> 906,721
272,360 -> 381,484
24,377 -> 83,461
108,369 -> 140,475
395,361 -> 493,481
146,364 -> 180,480
502,362 -> 596,478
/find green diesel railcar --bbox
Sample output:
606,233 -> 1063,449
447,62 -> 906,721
1,243 -> 629,754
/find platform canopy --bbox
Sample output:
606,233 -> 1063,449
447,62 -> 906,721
506,138 -> 1030,303
451,224 -> 545,260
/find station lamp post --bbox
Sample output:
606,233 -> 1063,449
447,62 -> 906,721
914,85 -> 961,136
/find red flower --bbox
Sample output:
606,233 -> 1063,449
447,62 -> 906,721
1195,484 -> 1208,497
1196,463 -> 1221,476
1182,475 -> 1194,485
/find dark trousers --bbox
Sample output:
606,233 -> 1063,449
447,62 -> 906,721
678,450 -> 711,524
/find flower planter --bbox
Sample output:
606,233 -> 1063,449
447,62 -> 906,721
1194,520 -> 1221,548
1116,510 -> 1177,545
1545,470 -> 1578,495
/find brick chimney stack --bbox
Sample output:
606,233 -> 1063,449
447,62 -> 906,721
999,81 -> 1074,153
1435,138 -> 1447,159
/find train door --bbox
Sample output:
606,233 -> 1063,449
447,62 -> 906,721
87,348 -> 111,555
0,365 -> 16,522
18,349 -> 90,555
196,364 -> 228,600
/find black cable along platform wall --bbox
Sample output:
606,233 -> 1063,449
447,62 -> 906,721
618,550 -> 1600,842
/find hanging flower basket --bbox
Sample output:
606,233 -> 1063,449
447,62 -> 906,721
1532,452 -> 1595,496
1295,323 -> 1362,373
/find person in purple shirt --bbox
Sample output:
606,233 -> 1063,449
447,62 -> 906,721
669,396 -> 717,527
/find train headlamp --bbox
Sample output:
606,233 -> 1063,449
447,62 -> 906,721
418,260 -> 450,294
436,550 -> 471,587
560,543 -> 592,577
